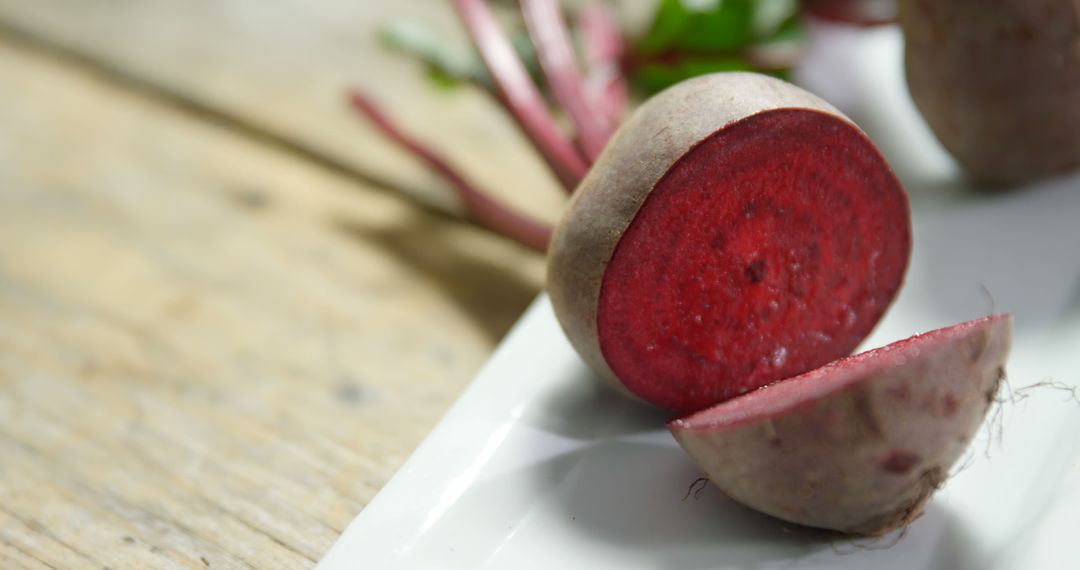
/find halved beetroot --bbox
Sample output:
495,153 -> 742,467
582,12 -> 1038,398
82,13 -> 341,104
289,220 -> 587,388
669,315 -> 1012,535
548,72 -> 911,413
546,73 -> 1011,534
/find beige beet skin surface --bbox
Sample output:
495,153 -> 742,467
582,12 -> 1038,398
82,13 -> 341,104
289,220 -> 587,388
902,0 -> 1080,185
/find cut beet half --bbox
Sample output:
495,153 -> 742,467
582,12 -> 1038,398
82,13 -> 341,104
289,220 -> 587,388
596,108 -> 910,413
669,314 -> 1012,535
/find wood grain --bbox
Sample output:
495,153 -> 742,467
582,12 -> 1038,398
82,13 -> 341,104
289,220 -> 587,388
0,20 -> 545,568
0,0 -> 569,224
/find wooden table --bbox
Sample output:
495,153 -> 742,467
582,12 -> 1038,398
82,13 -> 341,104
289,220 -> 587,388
0,1 -> 568,567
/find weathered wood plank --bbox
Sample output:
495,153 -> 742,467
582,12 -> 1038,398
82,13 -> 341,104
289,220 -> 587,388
0,27 -> 544,568
0,0 -> 569,224
0,538 -> 56,570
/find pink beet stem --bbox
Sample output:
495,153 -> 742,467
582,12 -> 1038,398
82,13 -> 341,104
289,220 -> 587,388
453,0 -> 588,192
348,90 -> 552,253
521,0 -> 608,162
576,3 -> 628,136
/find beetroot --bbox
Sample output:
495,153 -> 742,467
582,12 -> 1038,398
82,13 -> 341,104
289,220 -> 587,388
548,72 -> 911,413
670,315 -> 1012,535
358,5 -> 1014,536
901,0 -> 1080,184
546,72 -> 1014,535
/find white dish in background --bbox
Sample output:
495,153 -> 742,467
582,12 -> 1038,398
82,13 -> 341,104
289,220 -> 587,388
319,22 -> 1080,570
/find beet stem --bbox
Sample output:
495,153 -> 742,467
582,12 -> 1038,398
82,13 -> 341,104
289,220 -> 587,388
521,0 -> 608,162
453,0 -> 588,192
348,90 -> 552,253
575,3 -> 628,137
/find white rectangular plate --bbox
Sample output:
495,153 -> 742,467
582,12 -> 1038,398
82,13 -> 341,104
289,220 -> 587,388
319,22 -> 1080,570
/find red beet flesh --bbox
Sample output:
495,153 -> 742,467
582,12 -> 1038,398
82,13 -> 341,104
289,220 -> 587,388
596,109 -> 910,413
672,315 -> 1007,432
